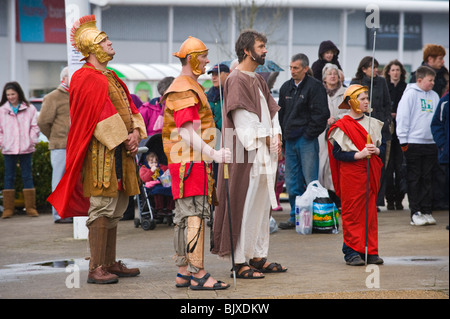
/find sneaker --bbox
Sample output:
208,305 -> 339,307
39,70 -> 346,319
278,220 -> 295,229
423,214 -> 436,225
346,255 -> 365,266
410,212 -> 428,226
367,255 -> 384,264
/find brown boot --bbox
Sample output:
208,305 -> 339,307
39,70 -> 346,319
87,266 -> 119,284
23,188 -> 39,217
87,217 -> 118,284
2,189 -> 15,219
104,226 -> 140,277
105,260 -> 140,277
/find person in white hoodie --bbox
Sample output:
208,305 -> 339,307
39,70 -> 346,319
396,66 -> 440,226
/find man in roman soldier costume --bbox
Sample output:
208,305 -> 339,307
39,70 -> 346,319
47,15 -> 147,284
162,36 -> 231,290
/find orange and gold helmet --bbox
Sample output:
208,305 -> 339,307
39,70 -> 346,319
173,36 -> 208,76
338,84 -> 369,114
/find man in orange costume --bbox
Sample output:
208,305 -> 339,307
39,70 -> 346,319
162,36 -> 231,290
327,85 -> 385,266
48,15 -> 147,283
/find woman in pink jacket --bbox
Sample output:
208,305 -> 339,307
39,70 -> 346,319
0,81 -> 40,218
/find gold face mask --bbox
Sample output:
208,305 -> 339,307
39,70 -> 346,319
338,84 -> 369,113
70,15 -> 111,63
188,51 -> 208,76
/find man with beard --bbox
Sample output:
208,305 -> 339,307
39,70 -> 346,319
277,53 -> 329,229
212,30 -> 287,278
48,15 -> 147,284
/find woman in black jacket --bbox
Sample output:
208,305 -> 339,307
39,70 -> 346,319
383,60 -> 407,210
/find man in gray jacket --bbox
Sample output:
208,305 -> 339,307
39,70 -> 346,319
38,67 -> 72,223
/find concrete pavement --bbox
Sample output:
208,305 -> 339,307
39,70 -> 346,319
0,201 -> 448,303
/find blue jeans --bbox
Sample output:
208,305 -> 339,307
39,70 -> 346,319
284,136 -> 319,222
342,242 -> 361,262
3,153 -> 34,189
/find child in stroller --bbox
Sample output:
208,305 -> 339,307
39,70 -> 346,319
139,151 -> 175,225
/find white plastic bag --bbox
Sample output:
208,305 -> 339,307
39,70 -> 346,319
159,169 -> 171,188
269,216 -> 278,234
295,180 -> 329,234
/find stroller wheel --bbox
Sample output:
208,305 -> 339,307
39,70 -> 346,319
134,218 -> 140,228
142,219 -> 156,231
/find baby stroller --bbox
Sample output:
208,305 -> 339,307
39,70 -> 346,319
134,133 -> 174,230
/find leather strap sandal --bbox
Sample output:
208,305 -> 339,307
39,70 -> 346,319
189,273 -> 230,290
175,273 -> 191,288
233,263 -> 265,279
249,258 -> 287,273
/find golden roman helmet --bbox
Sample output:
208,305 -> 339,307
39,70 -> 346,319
173,36 -> 208,76
338,84 -> 369,114
70,15 -> 111,64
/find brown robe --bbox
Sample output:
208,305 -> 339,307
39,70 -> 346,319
211,69 -> 280,258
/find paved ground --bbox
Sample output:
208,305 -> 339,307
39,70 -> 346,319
0,200 -> 448,308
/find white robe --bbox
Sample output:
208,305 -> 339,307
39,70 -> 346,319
230,70 -> 281,263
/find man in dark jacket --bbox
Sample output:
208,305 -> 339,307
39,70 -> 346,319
278,53 -> 329,229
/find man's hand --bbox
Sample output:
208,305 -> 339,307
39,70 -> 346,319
266,134 -> 282,160
124,129 -> 140,157
212,148 -> 232,164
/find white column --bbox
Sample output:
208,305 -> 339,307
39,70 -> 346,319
9,0 -> 16,80
287,7 -> 293,62
64,0 -> 90,83
230,7 -> 236,56
339,9 -> 348,74
398,11 -> 405,63
168,6 -> 174,63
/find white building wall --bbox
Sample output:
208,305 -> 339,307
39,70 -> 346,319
0,1 -> 448,98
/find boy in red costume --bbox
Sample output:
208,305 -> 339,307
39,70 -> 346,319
327,85 -> 385,266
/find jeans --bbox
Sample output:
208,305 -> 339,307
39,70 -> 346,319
284,136 -> 319,222
51,149 -> 66,221
3,153 -> 34,189
342,242 -> 361,262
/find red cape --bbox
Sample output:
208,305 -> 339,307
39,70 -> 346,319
327,115 -> 382,255
47,63 -> 139,219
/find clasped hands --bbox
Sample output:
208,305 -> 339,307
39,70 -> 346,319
354,143 -> 380,160
124,129 -> 140,157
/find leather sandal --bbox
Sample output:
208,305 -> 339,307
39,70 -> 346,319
249,258 -> 287,273
175,273 -> 191,288
234,263 -> 265,279
189,273 -> 229,290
